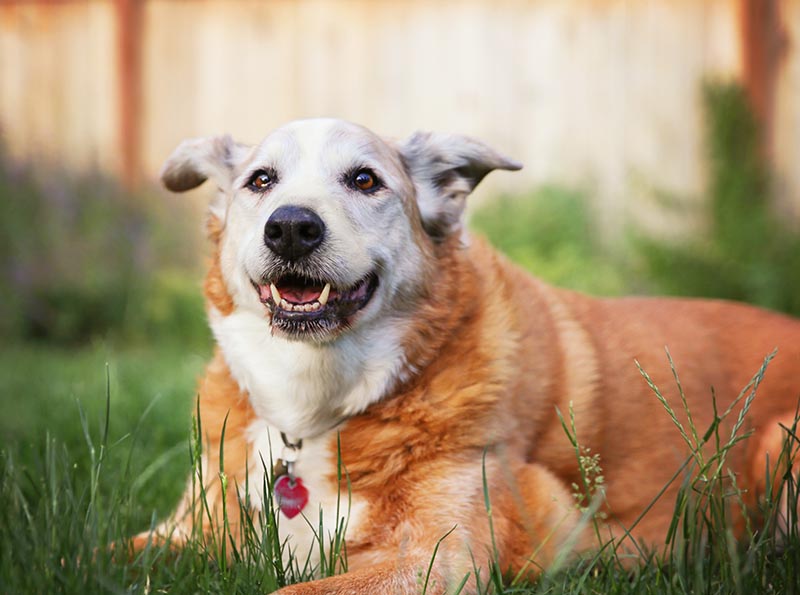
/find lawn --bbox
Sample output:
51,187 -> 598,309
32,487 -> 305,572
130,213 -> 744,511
0,342 -> 208,522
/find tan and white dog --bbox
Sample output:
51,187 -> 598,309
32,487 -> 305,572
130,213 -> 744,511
140,118 -> 800,594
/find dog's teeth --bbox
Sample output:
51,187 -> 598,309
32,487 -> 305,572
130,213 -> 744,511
318,283 -> 331,306
270,283 -> 282,304
275,296 -> 324,313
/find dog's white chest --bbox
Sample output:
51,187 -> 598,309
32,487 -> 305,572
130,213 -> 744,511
210,307 -> 406,438
245,420 -> 366,567
208,307 -> 404,566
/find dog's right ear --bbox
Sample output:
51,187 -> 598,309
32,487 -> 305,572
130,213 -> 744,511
161,135 -> 250,194
399,131 -> 522,241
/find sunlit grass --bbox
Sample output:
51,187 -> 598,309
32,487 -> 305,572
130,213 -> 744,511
1,343 -> 798,593
0,342 -> 208,526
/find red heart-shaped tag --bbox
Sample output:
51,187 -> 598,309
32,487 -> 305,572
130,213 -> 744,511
274,475 -> 309,519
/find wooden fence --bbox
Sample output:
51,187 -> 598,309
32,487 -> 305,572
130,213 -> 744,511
0,0 -> 797,233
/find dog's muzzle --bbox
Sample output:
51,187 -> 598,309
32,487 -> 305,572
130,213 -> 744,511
254,205 -> 379,340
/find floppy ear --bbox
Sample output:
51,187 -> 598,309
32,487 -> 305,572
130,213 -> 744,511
161,135 -> 250,193
400,132 -> 522,240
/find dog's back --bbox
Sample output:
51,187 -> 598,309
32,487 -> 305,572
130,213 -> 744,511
495,245 -> 800,544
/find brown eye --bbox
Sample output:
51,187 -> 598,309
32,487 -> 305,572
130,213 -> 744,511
354,171 -> 374,190
350,169 -> 381,193
246,169 -> 276,192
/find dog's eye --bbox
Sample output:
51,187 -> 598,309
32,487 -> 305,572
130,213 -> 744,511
350,169 -> 381,193
246,169 -> 276,192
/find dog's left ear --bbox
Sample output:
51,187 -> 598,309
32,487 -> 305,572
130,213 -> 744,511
161,135 -> 251,216
400,132 -> 522,240
161,135 -> 251,220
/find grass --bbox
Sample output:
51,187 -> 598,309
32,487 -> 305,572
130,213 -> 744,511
0,342 -> 353,593
0,342 -> 208,529
1,339 -> 798,594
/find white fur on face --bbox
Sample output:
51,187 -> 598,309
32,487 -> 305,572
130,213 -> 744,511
221,119 -> 429,327
210,119 -> 430,438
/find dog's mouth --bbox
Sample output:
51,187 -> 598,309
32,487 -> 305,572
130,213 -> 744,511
252,272 -> 379,340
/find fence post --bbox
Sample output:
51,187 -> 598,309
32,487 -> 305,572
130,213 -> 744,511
738,0 -> 789,162
115,0 -> 144,190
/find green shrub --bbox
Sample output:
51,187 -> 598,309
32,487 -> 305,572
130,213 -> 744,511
635,82 -> 800,316
0,152 -> 208,346
470,187 -> 629,296
125,269 -> 211,347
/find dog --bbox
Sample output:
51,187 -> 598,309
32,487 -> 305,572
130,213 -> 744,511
137,118 -> 800,594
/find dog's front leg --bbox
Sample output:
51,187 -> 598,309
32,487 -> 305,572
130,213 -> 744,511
272,459 -> 580,595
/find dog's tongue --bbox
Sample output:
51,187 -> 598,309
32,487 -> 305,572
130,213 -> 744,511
281,286 -> 322,304
259,281 -> 324,304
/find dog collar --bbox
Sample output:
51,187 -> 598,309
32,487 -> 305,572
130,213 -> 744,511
272,432 -> 309,519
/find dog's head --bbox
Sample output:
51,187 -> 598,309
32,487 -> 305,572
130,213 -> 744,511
162,119 -> 520,342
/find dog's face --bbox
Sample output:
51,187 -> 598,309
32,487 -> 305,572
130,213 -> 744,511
162,119 -> 520,342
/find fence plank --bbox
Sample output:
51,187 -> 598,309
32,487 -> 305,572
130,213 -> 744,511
1,0 -> 796,231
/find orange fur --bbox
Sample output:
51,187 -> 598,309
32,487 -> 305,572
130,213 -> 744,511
204,215 -> 235,316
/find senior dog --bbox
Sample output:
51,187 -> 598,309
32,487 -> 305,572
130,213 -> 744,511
138,118 -> 800,594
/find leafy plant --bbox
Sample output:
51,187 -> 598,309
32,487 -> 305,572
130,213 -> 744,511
0,151 -> 208,346
635,82 -> 800,317
470,187 -> 629,297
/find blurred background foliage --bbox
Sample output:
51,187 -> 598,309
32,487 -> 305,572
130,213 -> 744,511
633,82 -> 800,316
472,81 -> 800,319
0,152 -> 210,347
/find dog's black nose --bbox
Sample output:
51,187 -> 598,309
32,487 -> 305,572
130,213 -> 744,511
264,205 -> 326,260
